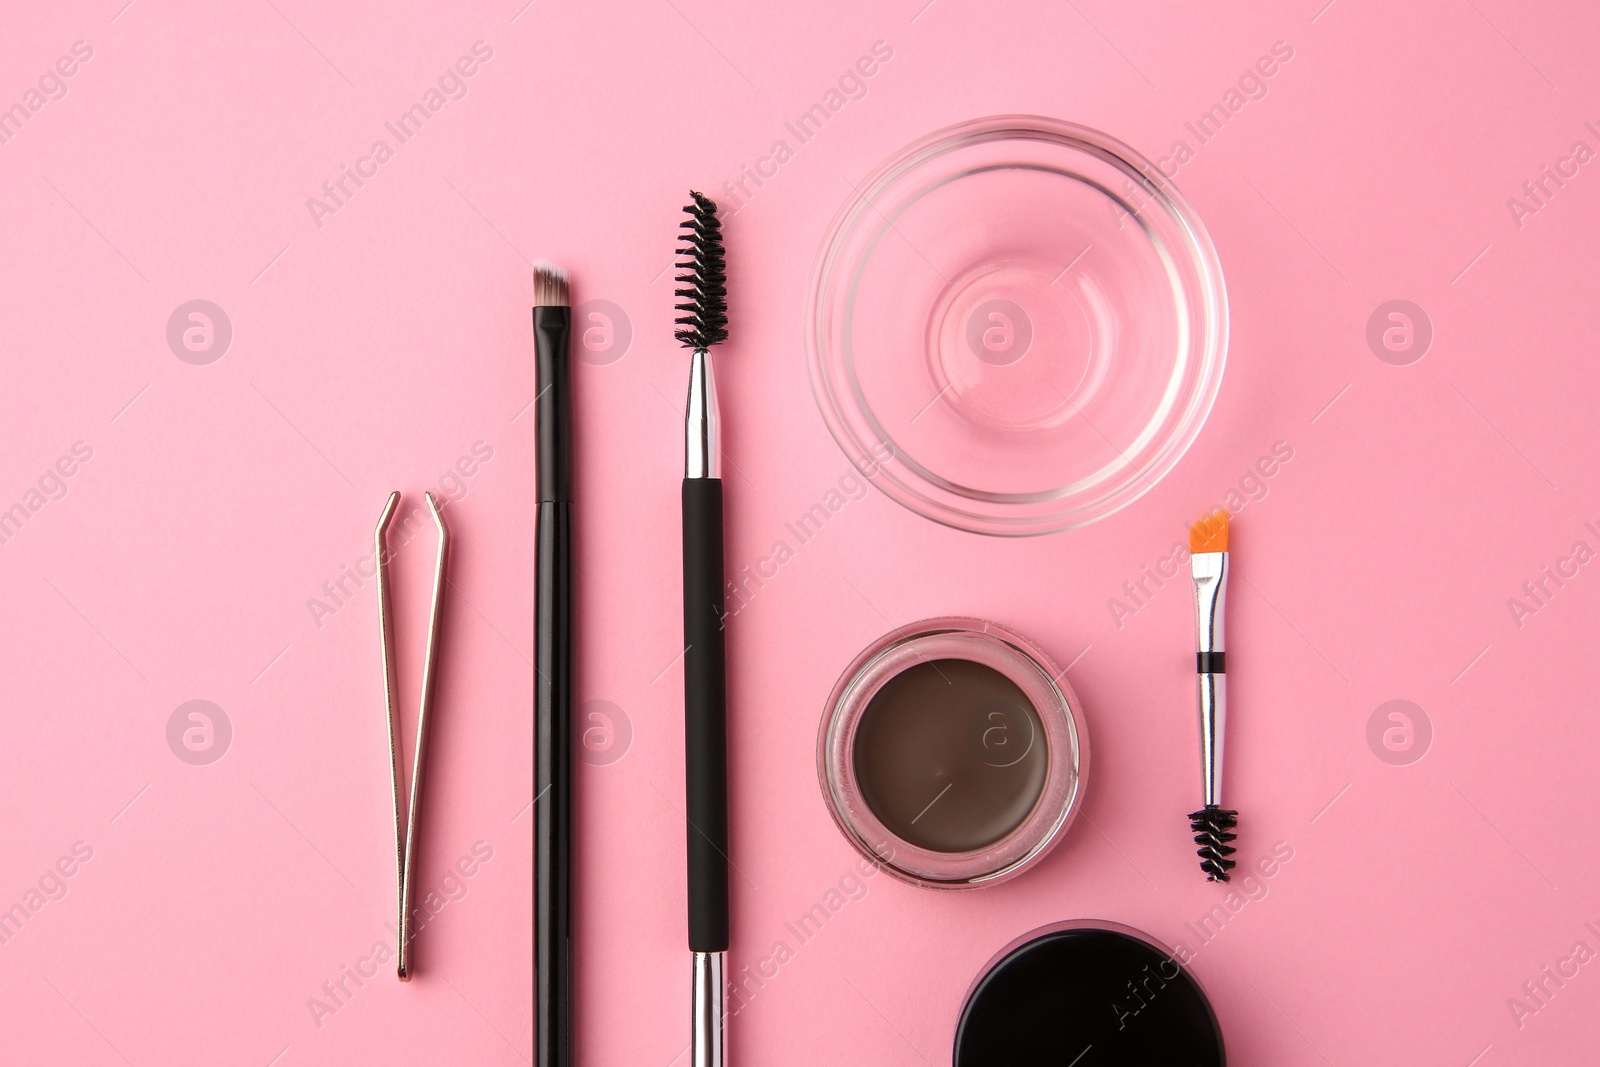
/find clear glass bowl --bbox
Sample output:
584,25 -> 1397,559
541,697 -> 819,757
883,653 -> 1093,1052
807,116 -> 1228,536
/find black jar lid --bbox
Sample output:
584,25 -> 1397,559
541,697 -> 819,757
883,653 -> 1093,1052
955,920 -> 1225,1066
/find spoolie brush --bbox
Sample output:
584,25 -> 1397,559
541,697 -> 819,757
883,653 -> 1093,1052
1188,509 -> 1236,881
1189,804 -> 1237,881
676,190 -> 731,1067
675,190 -> 728,350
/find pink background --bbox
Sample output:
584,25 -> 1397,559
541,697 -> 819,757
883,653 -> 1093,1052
2,0 -> 1597,1063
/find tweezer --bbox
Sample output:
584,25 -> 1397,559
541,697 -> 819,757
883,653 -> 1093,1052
375,490 -> 450,980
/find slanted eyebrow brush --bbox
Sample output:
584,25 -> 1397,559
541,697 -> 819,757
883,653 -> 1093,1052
676,190 -> 731,1067
533,262 -> 574,1067
1189,509 -> 1237,882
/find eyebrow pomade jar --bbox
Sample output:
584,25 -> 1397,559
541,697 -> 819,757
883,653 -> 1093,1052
820,619 -> 1088,888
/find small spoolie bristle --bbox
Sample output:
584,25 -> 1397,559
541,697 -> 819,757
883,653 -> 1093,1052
533,261 -> 569,308
1189,805 -> 1238,882
674,191 -> 728,350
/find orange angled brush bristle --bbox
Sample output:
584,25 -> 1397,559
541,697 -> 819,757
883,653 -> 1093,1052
1189,510 -> 1230,554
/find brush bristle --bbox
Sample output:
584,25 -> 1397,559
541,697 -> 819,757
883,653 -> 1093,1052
1189,509 -> 1230,554
1189,805 -> 1238,882
533,261 -> 569,308
674,191 -> 728,350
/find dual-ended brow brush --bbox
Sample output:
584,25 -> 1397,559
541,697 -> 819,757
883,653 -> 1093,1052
677,190 -> 731,1067
533,262 -> 574,1067
1188,509 -> 1237,882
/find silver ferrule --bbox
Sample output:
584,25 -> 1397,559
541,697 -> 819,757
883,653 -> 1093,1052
692,951 -> 724,1067
686,349 -> 721,480
1192,551 -> 1228,807
1192,551 -> 1226,654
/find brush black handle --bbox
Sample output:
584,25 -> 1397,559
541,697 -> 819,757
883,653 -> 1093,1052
534,306 -> 572,1067
534,501 -> 571,1067
682,476 -> 729,952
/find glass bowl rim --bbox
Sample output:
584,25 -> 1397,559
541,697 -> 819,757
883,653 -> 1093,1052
805,113 -> 1229,537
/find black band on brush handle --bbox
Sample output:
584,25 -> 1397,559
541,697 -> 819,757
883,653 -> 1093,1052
1196,651 -> 1226,674
682,477 -> 729,953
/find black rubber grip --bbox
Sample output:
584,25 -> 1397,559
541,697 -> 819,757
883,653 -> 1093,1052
1196,651 -> 1226,674
682,477 -> 729,952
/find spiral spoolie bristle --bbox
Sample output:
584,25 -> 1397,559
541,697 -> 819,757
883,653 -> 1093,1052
1189,805 -> 1238,882
674,191 -> 728,351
